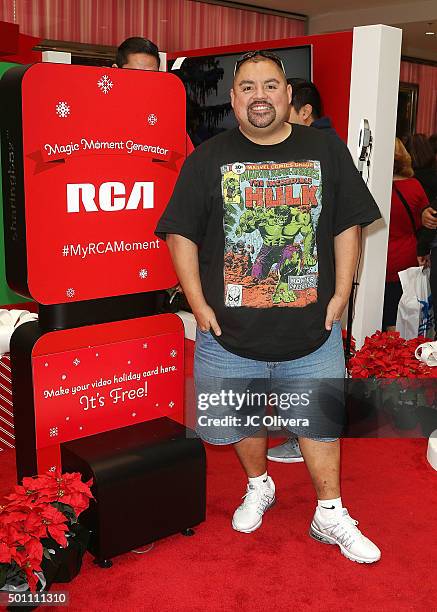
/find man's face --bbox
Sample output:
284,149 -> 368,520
230,59 -> 291,136
122,52 -> 159,71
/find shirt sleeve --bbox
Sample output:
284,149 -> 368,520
155,149 -> 208,245
331,137 -> 382,236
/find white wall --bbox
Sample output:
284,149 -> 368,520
347,25 -> 402,347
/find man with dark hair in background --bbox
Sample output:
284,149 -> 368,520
113,36 -> 160,71
268,78 -> 338,464
288,78 -> 336,135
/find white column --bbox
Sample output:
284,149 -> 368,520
347,25 -> 402,348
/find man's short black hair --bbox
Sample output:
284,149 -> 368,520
287,78 -> 322,120
116,37 -> 160,69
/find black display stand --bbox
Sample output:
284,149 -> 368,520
61,417 -> 206,565
1,63 -> 206,566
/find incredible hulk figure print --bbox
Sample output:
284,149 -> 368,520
222,160 -> 322,309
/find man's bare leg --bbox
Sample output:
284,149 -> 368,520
297,437 -> 340,499
234,435 -> 267,477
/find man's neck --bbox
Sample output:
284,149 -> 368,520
238,122 -> 292,145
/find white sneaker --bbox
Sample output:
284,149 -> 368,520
267,438 -> 304,463
309,507 -> 381,564
232,476 -> 276,533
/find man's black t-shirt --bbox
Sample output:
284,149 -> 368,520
156,124 -> 381,361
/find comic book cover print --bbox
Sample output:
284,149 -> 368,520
222,160 -> 322,309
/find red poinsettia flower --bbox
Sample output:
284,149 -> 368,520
18,471 -> 94,518
12,541 -> 43,592
0,540 -> 13,564
38,505 -> 69,547
348,331 -> 437,382
22,511 -> 48,540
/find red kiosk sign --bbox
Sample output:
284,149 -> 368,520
19,64 -> 184,303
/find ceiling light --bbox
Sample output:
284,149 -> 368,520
425,31 -> 435,35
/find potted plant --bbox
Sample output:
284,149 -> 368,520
348,331 -> 437,431
0,470 -> 93,600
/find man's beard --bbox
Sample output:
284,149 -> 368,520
247,102 -> 276,128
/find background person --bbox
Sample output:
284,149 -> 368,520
382,138 -> 429,331
287,78 -> 336,135
406,133 -> 437,203
113,36 -> 160,70
268,78 -> 339,465
405,134 -> 437,337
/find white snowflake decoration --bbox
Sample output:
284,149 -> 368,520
73,358 -> 80,366
170,349 -> 177,358
147,113 -> 158,126
143,343 -> 148,349
49,466 -> 56,472
66,288 -> 75,298
56,101 -> 70,118
49,427 -> 58,438
97,75 -> 113,94
168,401 -> 174,408
139,268 -> 148,279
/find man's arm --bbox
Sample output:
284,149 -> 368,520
166,234 -> 222,335
325,226 -> 360,330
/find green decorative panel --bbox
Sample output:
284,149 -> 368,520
0,61 -> 30,305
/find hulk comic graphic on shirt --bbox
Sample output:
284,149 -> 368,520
235,204 -> 316,295
221,161 -> 322,309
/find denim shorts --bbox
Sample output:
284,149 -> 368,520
194,322 -> 345,445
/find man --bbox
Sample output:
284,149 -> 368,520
156,51 -> 381,563
288,78 -> 336,134
113,36 -> 160,71
268,78 -> 338,464
114,37 -> 194,159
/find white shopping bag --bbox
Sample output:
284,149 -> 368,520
396,266 -> 434,340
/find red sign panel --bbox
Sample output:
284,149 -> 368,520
31,314 -> 184,472
21,64 -> 184,304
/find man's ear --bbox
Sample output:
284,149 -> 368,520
302,104 -> 313,121
287,83 -> 292,105
230,87 -> 235,109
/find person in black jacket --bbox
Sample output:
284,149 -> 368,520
406,134 -> 437,338
287,78 -> 337,136
406,134 -> 437,202
268,78 -> 339,464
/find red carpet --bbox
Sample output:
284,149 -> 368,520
1,440 -> 437,611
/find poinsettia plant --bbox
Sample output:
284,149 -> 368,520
0,471 -> 93,592
347,330 -> 437,406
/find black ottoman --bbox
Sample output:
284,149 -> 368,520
61,417 -> 206,566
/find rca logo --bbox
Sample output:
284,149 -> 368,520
67,182 -> 154,212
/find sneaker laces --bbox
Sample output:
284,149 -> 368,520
324,509 -> 363,548
288,437 -> 300,453
240,484 -> 273,515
